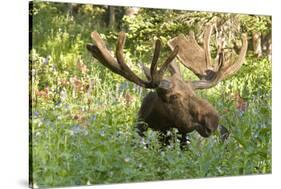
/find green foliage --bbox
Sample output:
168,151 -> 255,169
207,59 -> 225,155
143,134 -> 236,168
221,54 -> 271,99
240,15 -> 272,34
30,2 -> 271,188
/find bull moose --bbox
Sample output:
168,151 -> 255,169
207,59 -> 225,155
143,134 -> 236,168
86,24 -> 248,146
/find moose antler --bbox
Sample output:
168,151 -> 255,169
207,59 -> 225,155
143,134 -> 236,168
87,32 -> 179,89
168,24 -> 248,89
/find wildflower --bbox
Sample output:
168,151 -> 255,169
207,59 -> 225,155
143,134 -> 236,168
33,111 -> 39,117
133,84 -> 143,96
185,135 -> 191,144
51,64 -> 57,72
58,78 -> 69,87
140,138 -> 146,145
77,59 -> 88,74
233,92 -> 248,114
124,157 -> 130,162
83,130 -> 88,136
43,57 -> 49,64
118,82 -> 129,93
35,87 -> 50,100
70,125 -> 88,136
99,130 -> 105,137
70,76 -> 83,93
71,125 -> 81,134
62,104 -> 70,111
91,115 -> 97,122
166,130 -> 172,136
138,163 -> 143,168
60,89 -> 67,101
37,120 -> 42,127
44,119 -> 53,127
34,131 -> 41,137
124,91 -> 134,105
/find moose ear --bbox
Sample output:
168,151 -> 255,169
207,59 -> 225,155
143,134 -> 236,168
168,61 -> 182,78
158,79 -> 172,90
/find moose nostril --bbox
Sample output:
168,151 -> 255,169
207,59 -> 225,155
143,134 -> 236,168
86,43 -> 94,51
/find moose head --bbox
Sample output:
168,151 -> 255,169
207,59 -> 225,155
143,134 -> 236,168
86,24 -> 248,146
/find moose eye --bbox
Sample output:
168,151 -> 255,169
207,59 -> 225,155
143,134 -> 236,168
170,95 -> 179,101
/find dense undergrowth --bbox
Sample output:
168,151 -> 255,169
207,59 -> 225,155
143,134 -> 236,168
29,2 -> 271,188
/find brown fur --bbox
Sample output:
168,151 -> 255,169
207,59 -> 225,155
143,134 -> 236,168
136,74 -> 219,144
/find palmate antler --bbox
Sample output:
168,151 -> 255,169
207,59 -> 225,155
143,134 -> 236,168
86,32 -> 179,89
168,24 -> 248,89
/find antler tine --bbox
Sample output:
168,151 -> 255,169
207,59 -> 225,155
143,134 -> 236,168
115,32 -> 178,87
116,32 -> 150,87
92,32 -> 119,70
88,32 -> 122,74
150,39 -> 161,83
88,31 -> 179,89
203,24 -> 213,69
168,60 -> 181,77
191,51 -> 224,90
140,40 -> 179,84
88,31 -> 151,88
221,33 -> 248,80
158,46 -> 179,77
191,33 -> 247,90
167,29 -> 210,79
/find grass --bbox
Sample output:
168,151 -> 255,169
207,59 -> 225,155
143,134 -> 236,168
30,89 -> 271,187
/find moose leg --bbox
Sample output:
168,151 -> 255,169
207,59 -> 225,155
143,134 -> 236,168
134,121 -> 151,149
176,125 -> 193,150
135,120 -> 148,137
158,130 -> 172,147
178,133 -> 191,150
136,92 -> 156,138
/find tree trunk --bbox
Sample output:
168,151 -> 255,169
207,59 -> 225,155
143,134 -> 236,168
262,33 -> 272,61
252,31 -> 262,57
108,6 -> 115,28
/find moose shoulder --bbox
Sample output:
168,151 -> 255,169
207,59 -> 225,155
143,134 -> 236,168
87,24 -> 248,146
